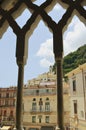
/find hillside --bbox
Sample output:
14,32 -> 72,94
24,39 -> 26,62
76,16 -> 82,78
52,44 -> 86,76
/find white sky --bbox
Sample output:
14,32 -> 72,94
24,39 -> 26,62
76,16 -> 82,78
0,3 -> 86,87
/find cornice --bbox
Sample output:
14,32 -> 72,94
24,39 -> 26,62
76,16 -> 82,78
66,63 -> 86,77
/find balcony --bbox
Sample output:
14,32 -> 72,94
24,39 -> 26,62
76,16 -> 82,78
0,95 -> 16,98
30,109 -> 52,114
0,104 -> 15,107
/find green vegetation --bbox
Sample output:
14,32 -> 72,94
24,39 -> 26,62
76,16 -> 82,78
52,44 -> 86,76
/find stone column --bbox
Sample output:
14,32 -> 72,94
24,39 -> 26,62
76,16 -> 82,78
16,63 -> 24,130
15,34 -> 28,130
56,58 -> 64,130
53,29 -> 64,130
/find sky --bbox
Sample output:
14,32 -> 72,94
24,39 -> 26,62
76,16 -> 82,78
0,2 -> 86,87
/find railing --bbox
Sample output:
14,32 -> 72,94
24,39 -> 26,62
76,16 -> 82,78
1,95 -> 16,98
0,104 -> 15,107
0,120 -> 15,126
30,109 -> 52,113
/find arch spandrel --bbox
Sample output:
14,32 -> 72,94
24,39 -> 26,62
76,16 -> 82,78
0,0 -> 85,66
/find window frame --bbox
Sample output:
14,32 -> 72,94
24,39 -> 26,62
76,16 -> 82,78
72,79 -> 76,92
32,116 -> 36,123
45,116 -> 49,123
73,100 -> 77,114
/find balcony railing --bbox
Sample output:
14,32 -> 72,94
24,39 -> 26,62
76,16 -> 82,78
30,109 -> 52,113
0,95 -> 16,98
0,104 -> 15,107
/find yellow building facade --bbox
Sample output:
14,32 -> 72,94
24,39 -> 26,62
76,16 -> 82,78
23,72 -> 70,130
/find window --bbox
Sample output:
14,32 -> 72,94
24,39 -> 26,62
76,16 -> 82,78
39,98 -> 43,105
32,116 -> 36,123
38,115 -> 42,123
13,92 -> 16,97
5,100 -> 9,106
46,89 -> 49,93
4,110 -> 7,116
48,78 -> 50,81
73,100 -> 77,114
0,110 -> 2,116
10,110 -> 13,116
39,118 -> 41,123
9,93 -> 12,97
45,102 -> 50,111
36,90 -> 39,95
32,102 -> 37,111
6,93 -> 9,98
73,79 -> 76,91
45,116 -> 49,123
39,105 -> 42,111
13,100 -> 15,106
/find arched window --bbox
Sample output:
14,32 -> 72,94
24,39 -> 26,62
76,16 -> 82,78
45,102 -> 50,111
46,97 -> 49,101
33,98 -> 36,101
32,102 -> 37,111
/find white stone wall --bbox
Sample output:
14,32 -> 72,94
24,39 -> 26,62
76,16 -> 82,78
67,63 -> 86,130
70,97 -> 85,119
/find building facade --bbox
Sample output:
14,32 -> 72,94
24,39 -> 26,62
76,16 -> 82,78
66,63 -> 86,130
0,72 -> 70,129
0,87 -> 16,126
23,72 -> 70,130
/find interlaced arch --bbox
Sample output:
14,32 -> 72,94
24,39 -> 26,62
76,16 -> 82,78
0,0 -> 85,35
0,0 -> 86,130
0,0 -> 86,59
